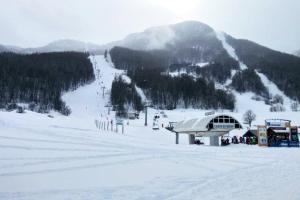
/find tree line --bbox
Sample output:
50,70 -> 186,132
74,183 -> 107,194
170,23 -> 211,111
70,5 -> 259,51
110,76 -> 143,116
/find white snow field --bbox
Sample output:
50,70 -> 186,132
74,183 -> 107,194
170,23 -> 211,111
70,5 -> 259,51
1,56 -> 300,200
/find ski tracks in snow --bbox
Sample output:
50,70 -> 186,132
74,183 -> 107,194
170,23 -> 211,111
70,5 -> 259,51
1,116 -> 300,200
1,55 -> 300,200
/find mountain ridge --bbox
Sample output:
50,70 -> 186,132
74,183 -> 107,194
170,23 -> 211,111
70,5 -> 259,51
0,39 -> 102,54
1,20 -> 300,113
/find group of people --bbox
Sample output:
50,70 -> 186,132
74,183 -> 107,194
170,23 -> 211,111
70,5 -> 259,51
221,137 -> 230,146
237,136 -> 257,145
243,136 -> 258,145
221,135 -> 257,146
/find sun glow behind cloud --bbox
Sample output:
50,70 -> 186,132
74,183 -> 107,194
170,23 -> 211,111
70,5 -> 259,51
145,0 -> 199,16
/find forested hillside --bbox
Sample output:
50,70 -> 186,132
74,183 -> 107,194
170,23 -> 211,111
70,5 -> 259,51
109,47 -> 170,71
226,34 -> 300,101
110,47 -> 236,110
110,76 -> 143,116
231,69 -> 269,97
0,52 -> 94,114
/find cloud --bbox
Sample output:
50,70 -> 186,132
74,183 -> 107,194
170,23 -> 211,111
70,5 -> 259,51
0,0 -> 299,52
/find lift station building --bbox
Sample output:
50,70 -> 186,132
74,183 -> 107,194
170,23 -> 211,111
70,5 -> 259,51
172,114 -> 242,146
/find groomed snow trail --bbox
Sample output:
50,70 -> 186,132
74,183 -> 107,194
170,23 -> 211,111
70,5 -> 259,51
62,55 -> 125,118
1,55 -> 300,200
216,31 -> 247,70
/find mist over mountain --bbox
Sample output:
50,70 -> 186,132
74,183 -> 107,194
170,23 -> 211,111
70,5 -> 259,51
103,21 -> 217,50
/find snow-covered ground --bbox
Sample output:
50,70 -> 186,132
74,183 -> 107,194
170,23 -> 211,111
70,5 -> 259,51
1,55 -> 300,200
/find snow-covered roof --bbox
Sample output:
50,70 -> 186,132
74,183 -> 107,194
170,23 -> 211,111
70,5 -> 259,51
173,114 -> 242,134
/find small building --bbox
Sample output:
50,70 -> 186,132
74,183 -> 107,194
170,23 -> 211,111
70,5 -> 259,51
243,129 -> 258,145
171,114 -> 242,146
257,119 -> 299,147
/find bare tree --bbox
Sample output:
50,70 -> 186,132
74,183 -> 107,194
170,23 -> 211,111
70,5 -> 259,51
243,110 -> 256,127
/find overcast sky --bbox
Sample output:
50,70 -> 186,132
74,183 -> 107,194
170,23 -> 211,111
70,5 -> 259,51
1,0 -> 299,53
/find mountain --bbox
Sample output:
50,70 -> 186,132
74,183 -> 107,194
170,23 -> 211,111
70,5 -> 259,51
22,39 -> 102,54
0,44 -> 9,53
0,39 -> 102,54
107,21 -> 300,111
1,20 -> 300,113
102,21 -> 224,55
294,50 -> 300,57
108,21 -> 238,68
0,44 -> 23,53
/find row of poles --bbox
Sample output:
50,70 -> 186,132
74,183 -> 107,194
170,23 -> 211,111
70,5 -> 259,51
95,119 -> 124,134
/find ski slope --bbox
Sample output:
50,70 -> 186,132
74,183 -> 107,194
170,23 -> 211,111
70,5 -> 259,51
256,71 -> 294,111
62,55 -> 124,118
1,55 -> 300,200
216,31 -> 247,70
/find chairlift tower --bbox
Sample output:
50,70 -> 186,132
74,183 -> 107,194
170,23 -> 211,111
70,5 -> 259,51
144,100 -> 152,126
101,86 -> 106,98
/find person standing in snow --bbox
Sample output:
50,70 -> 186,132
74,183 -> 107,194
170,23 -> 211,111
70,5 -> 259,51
226,138 -> 229,145
239,136 -> 243,144
110,119 -> 113,131
246,137 -> 250,145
